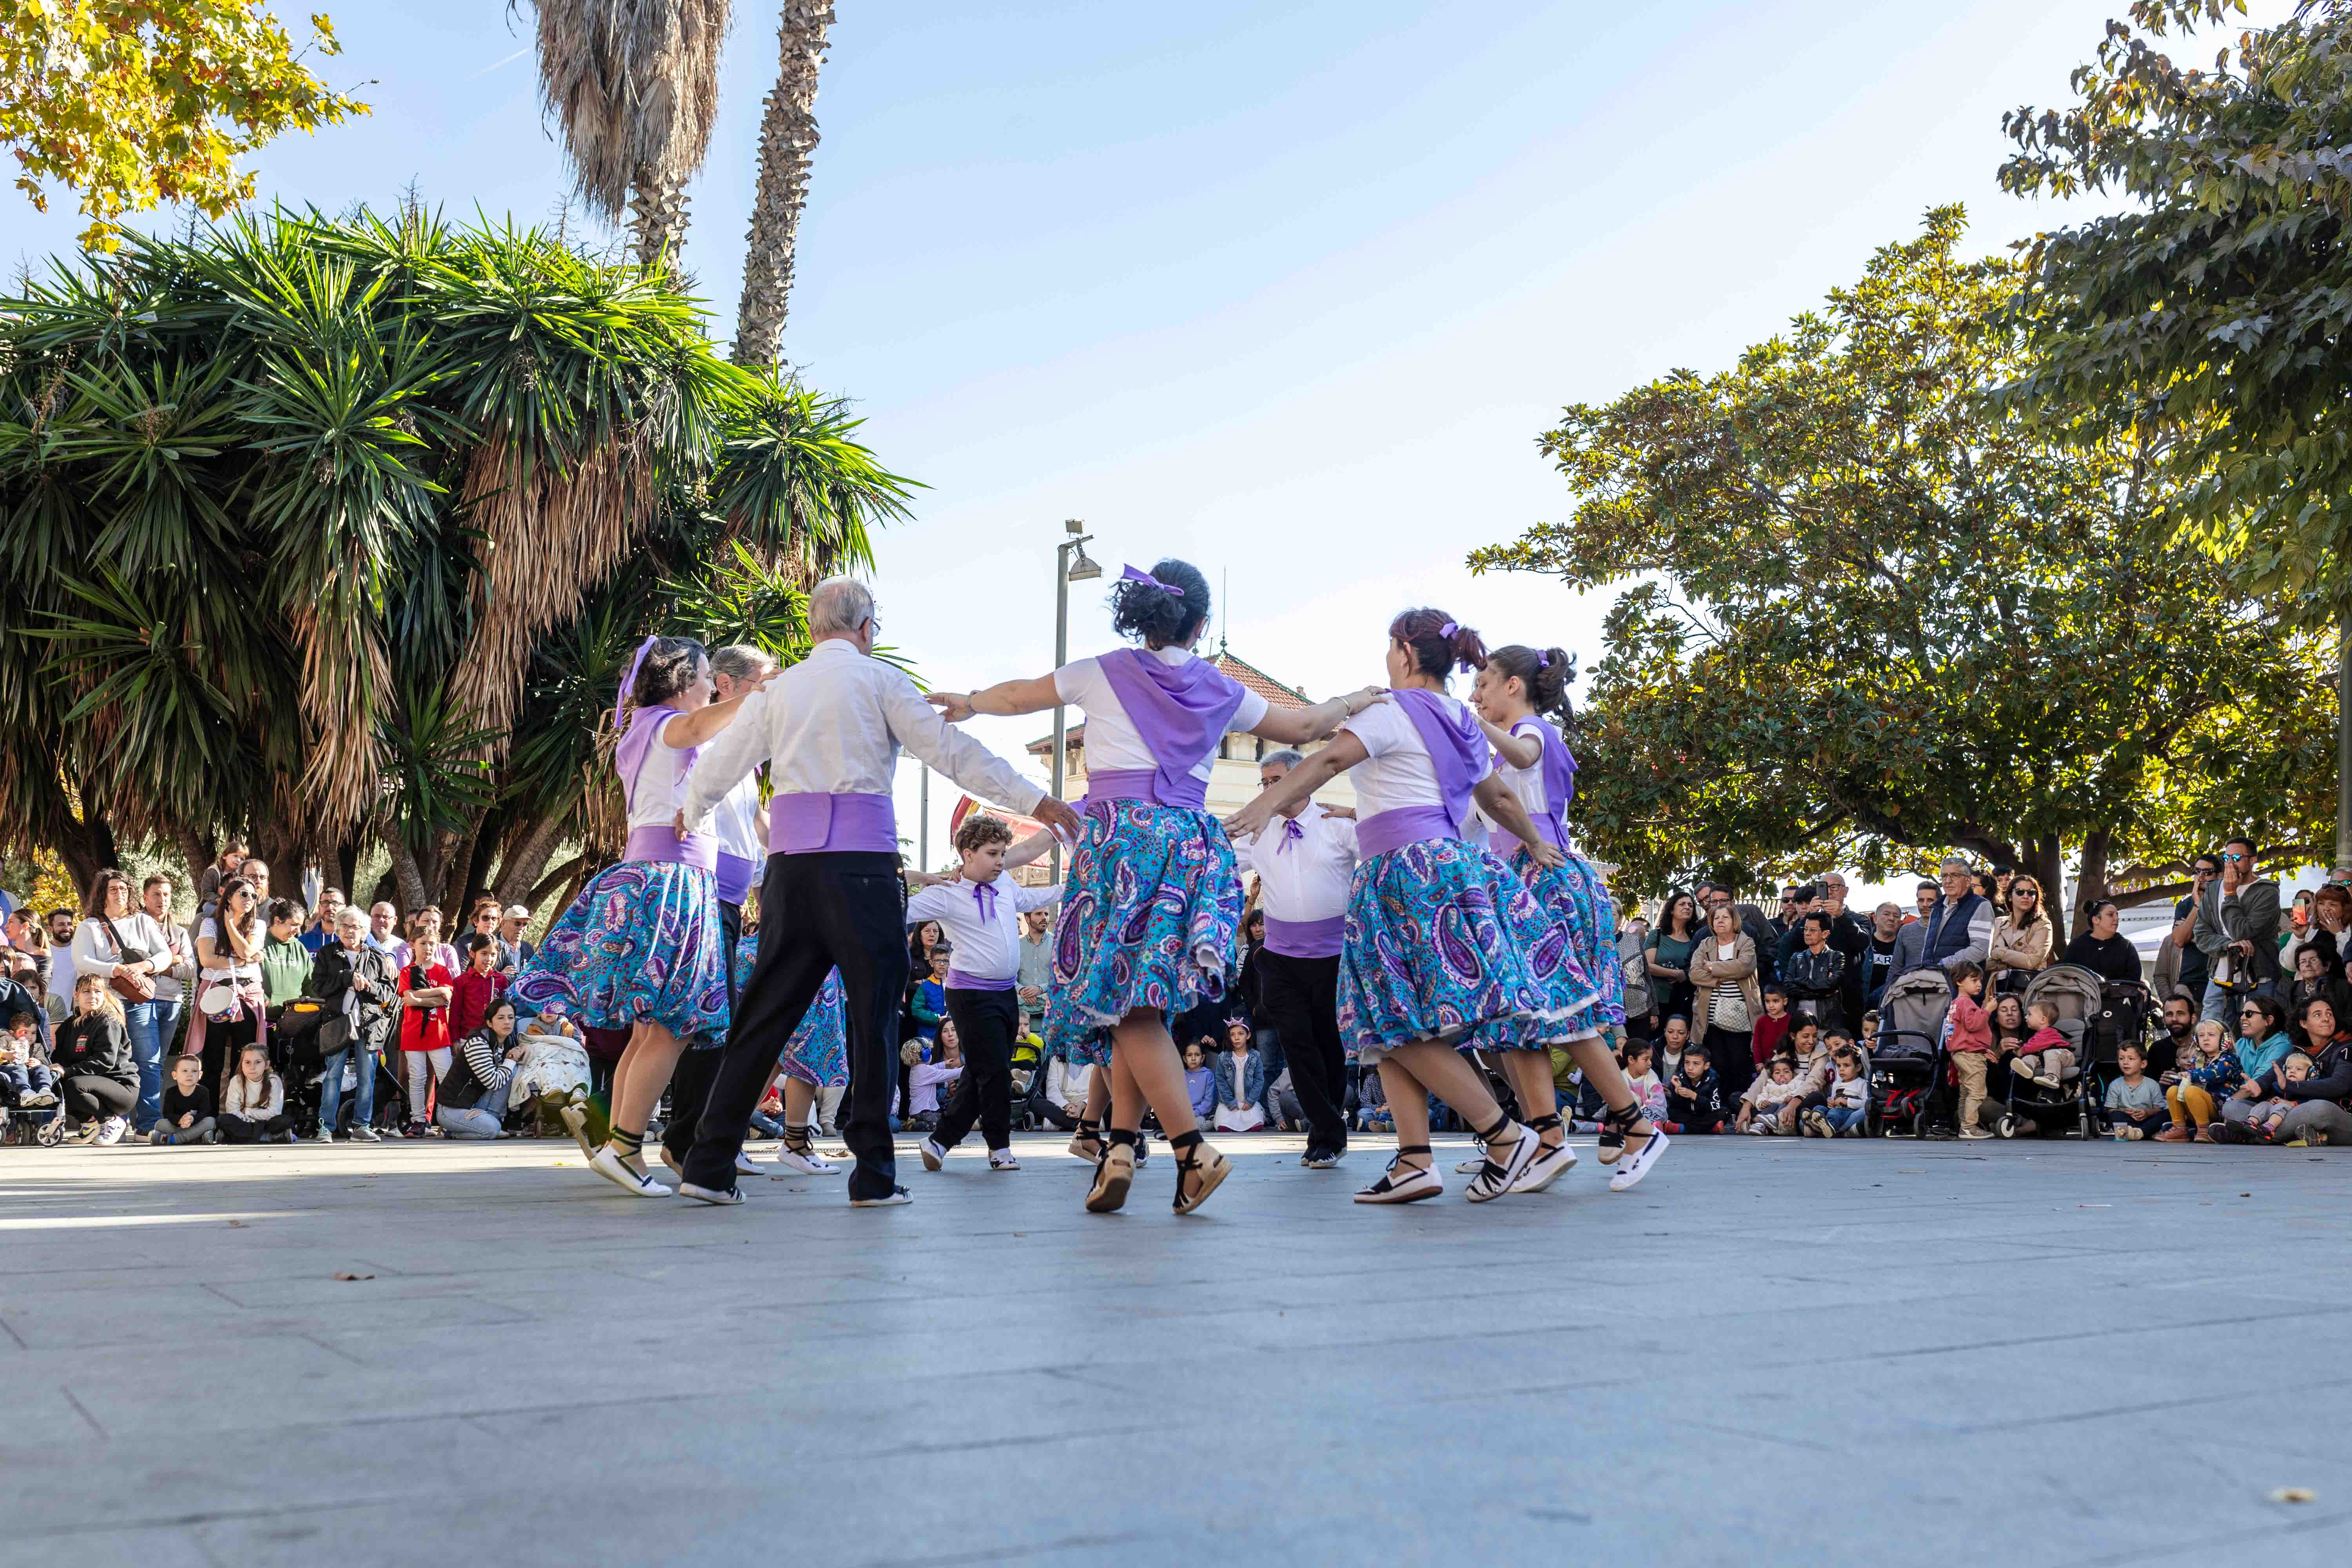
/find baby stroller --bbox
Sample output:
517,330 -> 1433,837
2000,965 -> 2103,1138
2079,976 -> 2154,1132
1870,968 -> 1951,1136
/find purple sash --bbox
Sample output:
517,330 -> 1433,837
1085,767 -> 1204,811
946,969 -> 1016,992
624,825 -> 719,871
1388,688 -> 1486,838
1263,913 -> 1345,959
714,851 -> 759,904
1356,805 -> 1459,859
1095,648 -> 1247,809
769,792 -> 897,855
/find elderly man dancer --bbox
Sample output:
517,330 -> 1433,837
670,580 -> 1082,1207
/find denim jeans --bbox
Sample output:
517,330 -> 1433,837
318,1045 -> 377,1134
1823,1104 -> 1867,1135
2200,977 -> 2234,1028
434,1072 -> 512,1139
123,998 -> 181,1132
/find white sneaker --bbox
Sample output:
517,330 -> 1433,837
1509,1138 -> 1579,1194
589,1145 -> 673,1198
919,1137 -> 947,1172
735,1150 -> 764,1176
1607,1127 -> 1670,1192
96,1116 -> 128,1146
351,1125 -> 381,1143
315,1127 -> 335,1144
988,1147 -> 1020,1171
771,1140 -> 838,1176
849,1185 -> 913,1207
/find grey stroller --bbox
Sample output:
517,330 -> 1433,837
1869,968 -> 1951,1136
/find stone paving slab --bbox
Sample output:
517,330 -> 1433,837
1,1131 -> 2348,1567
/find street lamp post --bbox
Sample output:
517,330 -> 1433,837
1053,518 -> 1100,881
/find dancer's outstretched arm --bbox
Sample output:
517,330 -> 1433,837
1476,713 -> 1541,769
1225,734 -> 1364,841
927,675 -> 1060,720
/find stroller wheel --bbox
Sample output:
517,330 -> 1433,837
1994,1113 -> 2018,1140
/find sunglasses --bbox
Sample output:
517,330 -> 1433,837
2239,1007 -> 2263,1017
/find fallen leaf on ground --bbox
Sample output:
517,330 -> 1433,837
332,1272 -> 375,1282
225,1220 -> 247,1228
2269,1487 -> 2315,1504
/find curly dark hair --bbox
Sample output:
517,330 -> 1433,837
953,812 -> 1014,855
630,635 -> 708,710
1108,559 -> 1210,648
1484,643 -> 1575,727
1387,607 -> 1486,682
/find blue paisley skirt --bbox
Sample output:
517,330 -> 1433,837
1337,836 -> 1595,1058
1045,799 -> 1243,1065
1510,845 -> 1621,1038
511,859 -> 730,1046
728,935 -> 849,1087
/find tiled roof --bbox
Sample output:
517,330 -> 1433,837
1027,646 -> 1310,754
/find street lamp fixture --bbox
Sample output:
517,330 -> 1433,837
1052,519 -> 1098,878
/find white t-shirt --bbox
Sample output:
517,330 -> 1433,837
1341,694 -> 1491,820
625,712 -> 699,832
196,915 -> 263,983
1829,1073 -> 1868,1110
1485,717 -> 1553,826
1234,802 -> 1358,925
1054,646 -> 1270,782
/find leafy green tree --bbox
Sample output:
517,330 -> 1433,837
1998,0 -> 2352,861
1471,209 -> 2330,928
0,203 -> 913,916
0,0 -> 367,250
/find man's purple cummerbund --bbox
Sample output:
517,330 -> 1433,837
1356,805 -> 1461,860
946,969 -> 1016,992
624,825 -> 719,871
714,851 -> 759,905
769,791 -> 897,855
1085,767 -> 1209,812
1263,913 -> 1346,959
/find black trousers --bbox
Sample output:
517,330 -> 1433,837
662,898 -> 741,1164
1255,949 -> 1347,1154
59,1074 -> 136,1122
933,986 -> 1017,1152
687,851 -> 906,1197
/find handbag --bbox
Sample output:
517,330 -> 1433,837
100,916 -> 156,1003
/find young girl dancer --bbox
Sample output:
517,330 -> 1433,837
1470,644 -> 1667,1192
927,559 -> 1377,1215
513,636 -> 748,1197
1225,609 -> 1590,1205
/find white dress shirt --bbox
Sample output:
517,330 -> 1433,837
1235,803 -> 1357,926
906,877 -> 1063,985
679,639 -> 1045,850
1053,646 -> 1270,784
708,772 -> 765,904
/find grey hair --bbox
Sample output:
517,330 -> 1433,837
808,577 -> 876,637
708,643 -> 777,683
1939,855 -> 1974,874
1260,748 -> 1306,770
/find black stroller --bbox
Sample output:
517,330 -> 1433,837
1870,969 -> 1951,1136
1992,965 -> 2103,1138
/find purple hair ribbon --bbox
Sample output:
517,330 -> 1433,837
614,634 -> 659,726
1120,564 -> 1183,597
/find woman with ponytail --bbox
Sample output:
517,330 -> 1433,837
1471,644 -> 1668,1192
1227,609 -> 1596,1205
512,635 -> 763,1198
928,559 -> 1377,1217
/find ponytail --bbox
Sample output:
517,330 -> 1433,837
1486,644 -> 1576,727
1387,607 -> 1486,683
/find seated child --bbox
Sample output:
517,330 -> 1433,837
1663,1041 -> 1726,1133
1621,1040 -> 1667,1126
1183,1040 -> 1217,1124
149,1052 -> 217,1145
1356,1066 -> 1392,1132
1807,1046 -> 1869,1137
1,1006 -> 58,1111
2159,1020 -> 2242,1140
2247,1051 -> 2315,1142
1737,1052 -> 1806,1134
2100,1042 -> 2167,1140
220,1042 -> 296,1143
2014,1001 -> 2076,1089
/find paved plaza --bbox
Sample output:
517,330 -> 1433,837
2,1130 -> 2349,1567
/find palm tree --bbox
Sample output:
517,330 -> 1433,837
733,1 -> 835,366
530,0 -> 735,265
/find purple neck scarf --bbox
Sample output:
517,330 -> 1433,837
615,706 -> 699,813
1277,817 -> 1305,853
1097,648 -> 1247,804
973,880 -> 999,922
1389,688 -> 1485,836
1519,717 -> 1578,843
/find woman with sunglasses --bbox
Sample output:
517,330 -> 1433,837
191,876 -> 268,1094
1987,875 -> 2054,992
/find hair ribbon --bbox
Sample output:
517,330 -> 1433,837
614,634 -> 660,725
1120,564 -> 1183,597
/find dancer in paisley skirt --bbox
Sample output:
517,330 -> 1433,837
1470,643 -> 1667,1193
927,559 -> 1377,1216
513,636 -> 759,1198
1226,609 -> 1593,1205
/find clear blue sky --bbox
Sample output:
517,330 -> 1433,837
4,0 -> 2290,864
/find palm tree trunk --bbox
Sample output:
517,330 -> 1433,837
733,1 -> 835,367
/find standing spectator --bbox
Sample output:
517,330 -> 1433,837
1770,884 -> 1818,976
1016,907 -> 1055,1037
308,906 -> 396,1142
258,899 -> 312,1010
137,873 -> 194,1107
2154,853 -> 2219,1007
1988,874 -> 2055,992
1645,890 -> 1703,1024
1889,879 -> 1940,975
1697,882 -> 1781,983
299,887 -> 345,954
1688,904 -> 1760,1100
43,972 -> 136,1144
69,868 -> 172,1134
239,859 -> 273,909
192,877 -> 266,1094
1944,961 -> 1998,1140
1909,858 -> 1992,978
497,904 -> 535,975
2190,837 -> 2279,1026
2063,901 -> 2144,984
194,840 -> 247,916
43,907 -> 78,1019
1814,873 -> 1871,1022
395,913 -> 457,1136
461,897 -> 504,971
1861,902 -> 1904,1012
448,933 -> 509,1042
1781,913 -> 1848,1032
1617,907 -> 1656,1041
367,902 -> 408,965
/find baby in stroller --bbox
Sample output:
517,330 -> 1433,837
2013,1001 -> 2075,1091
